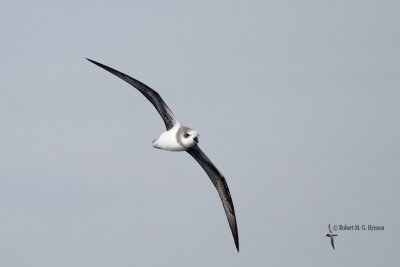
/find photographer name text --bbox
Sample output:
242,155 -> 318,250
333,224 -> 384,232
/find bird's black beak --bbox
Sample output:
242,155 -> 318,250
193,136 -> 199,143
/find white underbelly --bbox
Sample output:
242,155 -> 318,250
152,128 -> 186,151
156,137 -> 186,151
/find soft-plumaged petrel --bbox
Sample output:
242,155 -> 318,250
86,58 -> 239,251
326,224 -> 338,250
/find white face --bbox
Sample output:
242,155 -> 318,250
178,127 -> 199,149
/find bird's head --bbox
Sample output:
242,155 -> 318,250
179,126 -> 199,148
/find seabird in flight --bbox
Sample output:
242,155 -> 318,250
326,224 -> 338,250
86,58 -> 239,251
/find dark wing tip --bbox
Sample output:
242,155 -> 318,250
228,212 -> 239,252
224,193 -> 239,252
85,58 -> 111,71
85,57 -> 95,63
234,227 -> 239,252
85,58 -> 135,90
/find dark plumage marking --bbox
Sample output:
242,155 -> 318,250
86,58 -> 177,130
176,126 -> 186,148
187,145 -> 239,251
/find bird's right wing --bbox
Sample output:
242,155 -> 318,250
86,58 -> 179,130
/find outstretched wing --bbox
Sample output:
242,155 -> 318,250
328,224 -> 332,233
186,145 -> 239,251
331,237 -> 335,250
86,58 -> 179,130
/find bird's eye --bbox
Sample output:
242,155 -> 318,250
184,133 -> 190,138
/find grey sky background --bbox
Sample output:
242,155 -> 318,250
1,0 -> 399,266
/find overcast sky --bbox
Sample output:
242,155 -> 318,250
1,1 -> 399,266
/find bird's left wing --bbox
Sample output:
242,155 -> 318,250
186,145 -> 239,251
